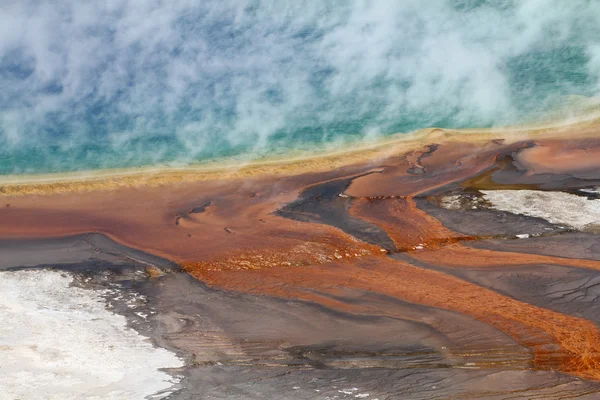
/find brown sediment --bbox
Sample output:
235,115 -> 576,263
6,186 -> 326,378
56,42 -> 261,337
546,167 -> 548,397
182,256 -> 600,379
405,144 -> 439,175
0,166 -> 384,266
349,196 -> 470,251
344,140 -> 508,197
516,140 -> 600,177
3,119 -> 600,389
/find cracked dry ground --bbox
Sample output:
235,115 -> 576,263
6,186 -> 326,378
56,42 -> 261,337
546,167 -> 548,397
4,133 -> 600,399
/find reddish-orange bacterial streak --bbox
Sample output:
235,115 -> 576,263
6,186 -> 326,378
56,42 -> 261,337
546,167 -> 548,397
183,256 -> 600,379
4,135 -> 600,381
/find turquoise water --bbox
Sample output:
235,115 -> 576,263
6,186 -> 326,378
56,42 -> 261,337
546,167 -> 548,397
0,0 -> 599,174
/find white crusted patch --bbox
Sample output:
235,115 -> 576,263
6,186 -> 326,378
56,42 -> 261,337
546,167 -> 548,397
481,189 -> 600,231
0,269 -> 183,400
440,194 -> 463,210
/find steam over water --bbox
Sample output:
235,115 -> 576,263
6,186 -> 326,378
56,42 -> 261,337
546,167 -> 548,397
1,0 -> 599,174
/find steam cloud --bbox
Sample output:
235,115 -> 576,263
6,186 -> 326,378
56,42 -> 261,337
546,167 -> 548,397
0,0 -> 599,173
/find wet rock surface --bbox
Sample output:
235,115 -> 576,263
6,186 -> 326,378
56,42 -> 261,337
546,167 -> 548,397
5,136 -> 600,398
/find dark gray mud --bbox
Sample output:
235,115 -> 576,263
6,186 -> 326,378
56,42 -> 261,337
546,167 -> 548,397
189,202 -> 212,214
4,234 -> 598,399
276,174 -> 396,251
442,264 -> 600,326
416,195 -> 570,238
0,233 -> 178,271
471,232 -> 600,261
175,366 -> 600,400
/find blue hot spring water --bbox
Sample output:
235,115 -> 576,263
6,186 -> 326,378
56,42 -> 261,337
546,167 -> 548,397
0,0 -> 599,174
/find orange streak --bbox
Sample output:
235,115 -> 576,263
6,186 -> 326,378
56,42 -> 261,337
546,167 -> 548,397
350,197 -> 469,250
183,256 -> 600,379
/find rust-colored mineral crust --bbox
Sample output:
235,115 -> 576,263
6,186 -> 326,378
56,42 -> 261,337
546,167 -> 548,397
4,124 -> 600,383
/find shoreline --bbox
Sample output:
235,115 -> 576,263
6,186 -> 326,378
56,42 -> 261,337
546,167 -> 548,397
4,113 -> 600,385
2,112 -> 600,196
